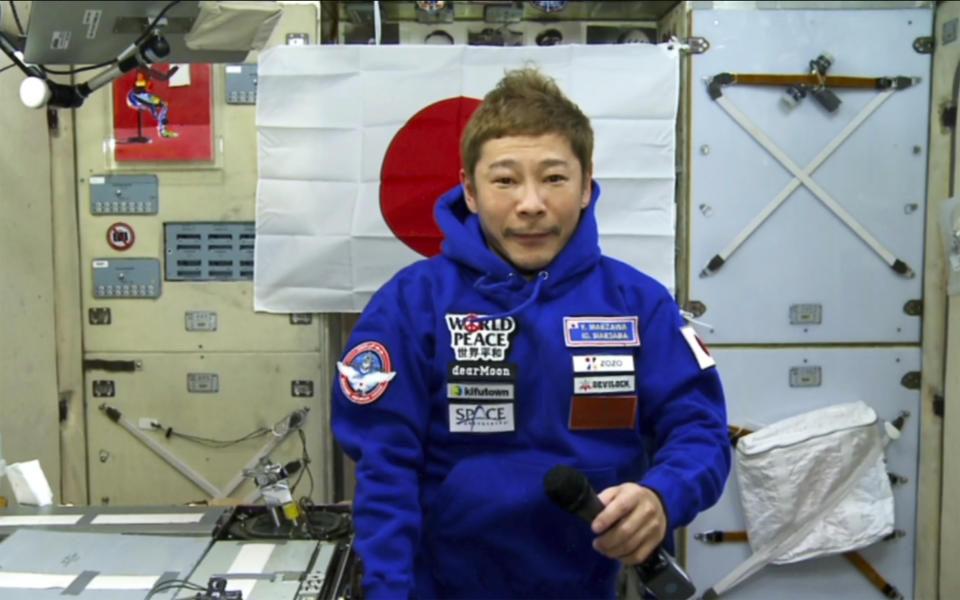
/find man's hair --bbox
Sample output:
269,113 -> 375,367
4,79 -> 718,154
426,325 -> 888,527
461,67 -> 593,186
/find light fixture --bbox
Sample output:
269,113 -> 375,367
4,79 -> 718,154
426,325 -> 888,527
529,0 -> 568,13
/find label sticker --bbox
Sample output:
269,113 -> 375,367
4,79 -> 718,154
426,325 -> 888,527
574,375 -> 636,395
447,382 -> 514,401
564,317 -> 640,347
447,361 -> 517,381
572,354 -> 635,373
449,402 -> 516,433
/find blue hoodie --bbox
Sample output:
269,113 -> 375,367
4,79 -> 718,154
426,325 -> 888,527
332,182 -> 730,599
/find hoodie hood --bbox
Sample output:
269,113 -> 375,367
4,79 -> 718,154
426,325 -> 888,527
434,181 -> 603,311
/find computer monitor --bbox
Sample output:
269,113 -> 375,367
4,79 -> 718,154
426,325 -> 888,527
22,1 -> 251,65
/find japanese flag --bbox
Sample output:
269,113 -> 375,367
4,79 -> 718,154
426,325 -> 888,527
254,44 -> 679,313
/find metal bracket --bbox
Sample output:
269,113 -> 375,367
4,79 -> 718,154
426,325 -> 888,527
913,36 -> 934,54
292,380 -> 314,397
900,371 -> 921,390
942,103 -> 957,129
289,313 -> 313,325
84,359 -> 140,372
903,299 -> 923,317
88,307 -> 112,325
684,300 -> 707,318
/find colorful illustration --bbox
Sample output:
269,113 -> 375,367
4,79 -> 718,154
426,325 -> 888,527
125,70 -> 178,140
112,63 -> 213,162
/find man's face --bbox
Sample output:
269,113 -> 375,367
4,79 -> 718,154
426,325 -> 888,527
461,133 -> 591,274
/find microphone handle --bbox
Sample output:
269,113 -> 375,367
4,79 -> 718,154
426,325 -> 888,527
572,486 -> 696,600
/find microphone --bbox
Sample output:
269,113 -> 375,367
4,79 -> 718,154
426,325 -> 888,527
544,465 -> 697,600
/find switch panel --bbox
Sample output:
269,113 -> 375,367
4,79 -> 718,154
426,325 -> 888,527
90,174 -> 159,215
92,258 -> 162,298
225,63 -> 258,104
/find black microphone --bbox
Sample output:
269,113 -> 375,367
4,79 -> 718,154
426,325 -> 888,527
544,465 -> 696,600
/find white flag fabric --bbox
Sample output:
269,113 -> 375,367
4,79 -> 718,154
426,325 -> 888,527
255,44 -> 679,313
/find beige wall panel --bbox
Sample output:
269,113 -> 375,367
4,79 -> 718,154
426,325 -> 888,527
86,352 -> 327,505
73,4 -> 321,354
0,71 -> 62,502
50,105 -> 88,505
939,3 -> 960,597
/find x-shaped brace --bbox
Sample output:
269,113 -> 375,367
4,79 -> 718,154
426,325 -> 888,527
99,403 -> 306,500
700,76 -> 919,279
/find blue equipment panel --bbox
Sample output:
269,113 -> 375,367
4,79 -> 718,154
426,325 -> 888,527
92,258 -> 162,298
89,174 -> 159,215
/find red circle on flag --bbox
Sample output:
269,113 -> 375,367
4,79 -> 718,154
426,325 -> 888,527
380,96 -> 482,258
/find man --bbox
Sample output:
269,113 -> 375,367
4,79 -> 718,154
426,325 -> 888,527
332,67 -> 730,599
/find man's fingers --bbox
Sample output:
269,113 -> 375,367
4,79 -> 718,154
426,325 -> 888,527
594,514 -> 658,560
591,485 -> 630,534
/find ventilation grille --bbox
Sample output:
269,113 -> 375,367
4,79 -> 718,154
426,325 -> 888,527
165,222 -> 255,281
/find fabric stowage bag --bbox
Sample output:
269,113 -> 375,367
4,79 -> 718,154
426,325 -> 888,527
735,400 -> 894,564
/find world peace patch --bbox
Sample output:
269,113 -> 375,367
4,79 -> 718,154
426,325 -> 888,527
563,316 -> 641,347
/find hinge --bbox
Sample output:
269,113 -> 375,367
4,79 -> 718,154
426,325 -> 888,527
903,299 -> 923,317
672,36 -> 710,54
900,371 -> 921,390
913,36 -> 934,54
934,394 -> 944,417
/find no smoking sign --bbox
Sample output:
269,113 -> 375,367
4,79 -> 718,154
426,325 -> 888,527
106,222 -> 136,251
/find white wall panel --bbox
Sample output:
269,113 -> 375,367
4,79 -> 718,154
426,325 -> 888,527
689,8 -> 932,344
686,347 -> 920,600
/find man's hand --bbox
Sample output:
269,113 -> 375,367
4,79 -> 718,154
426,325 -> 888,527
590,483 -> 666,565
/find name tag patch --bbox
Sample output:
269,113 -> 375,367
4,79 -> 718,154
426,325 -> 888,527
569,396 -> 638,430
572,354 -> 635,373
447,382 -> 514,400
574,375 -> 636,395
449,402 -> 516,433
564,317 -> 640,347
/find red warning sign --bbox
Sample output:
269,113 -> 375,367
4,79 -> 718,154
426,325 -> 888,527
106,222 -> 135,251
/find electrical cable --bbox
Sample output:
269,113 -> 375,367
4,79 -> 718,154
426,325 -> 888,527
7,1 -> 24,36
290,429 -> 313,498
301,429 -> 314,499
133,0 -> 182,48
26,0 -> 181,76
145,578 -> 207,599
156,422 -> 271,448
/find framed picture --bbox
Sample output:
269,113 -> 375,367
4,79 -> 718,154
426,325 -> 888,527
112,63 -> 213,162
